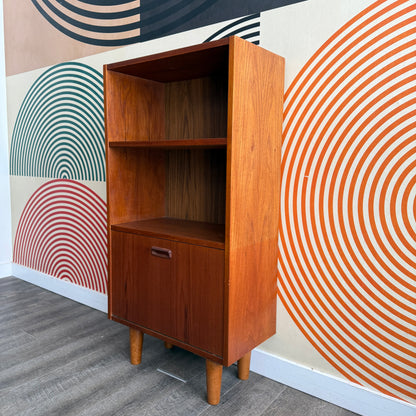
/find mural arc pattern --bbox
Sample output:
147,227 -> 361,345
13,180 -> 108,294
30,0 -> 304,46
30,0 -> 219,46
204,13 -> 260,44
31,0 -> 142,46
279,0 -> 416,403
10,62 -> 105,181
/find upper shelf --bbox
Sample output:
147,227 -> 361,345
105,37 -> 230,82
108,138 -> 227,149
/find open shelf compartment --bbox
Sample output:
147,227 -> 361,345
104,39 -> 230,144
106,147 -> 226,242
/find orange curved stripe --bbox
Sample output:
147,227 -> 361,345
277,268 -> 416,398
284,1 -> 413,141
399,173 -> 416,247
382,158 -> 416,258
367,138 -> 416,276
286,71 -> 416,328
279,0 -> 416,401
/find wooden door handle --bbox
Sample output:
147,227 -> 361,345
151,246 -> 172,259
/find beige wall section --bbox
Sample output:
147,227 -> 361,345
260,0 -> 375,87
260,300 -> 343,377
3,0 -> 112,76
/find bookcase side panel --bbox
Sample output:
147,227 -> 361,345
225,37 -> 285,366
105,71 -> 165,142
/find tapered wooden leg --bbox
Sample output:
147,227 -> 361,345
237,351 -> 251,380
206,359 -> 223,405
164,342 -> 173,349
129,328 -> 143,365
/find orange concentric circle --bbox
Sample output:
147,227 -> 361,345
278,0 -> 416,402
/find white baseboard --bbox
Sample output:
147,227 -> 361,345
251,349 -> 415,416
12,263 -> 108,313
0,262 -> 12,277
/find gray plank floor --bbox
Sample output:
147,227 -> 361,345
0,277 -> 357,416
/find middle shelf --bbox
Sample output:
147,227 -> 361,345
108,138 -> 227,149
111,217 -> 225,249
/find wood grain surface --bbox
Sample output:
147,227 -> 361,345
206,359 -> 223,405
129,328 -> 143,365
111,218 -> 225,249
224,36 -> 285,365
111,231 -> 224,357
166,149 -> 226,225
106,148 -> 166,225
165,76 -> 227,140
106,38 -> 229,82
108,139 -> 227,148
105,37 -> 285,373
104,69 -> 164,142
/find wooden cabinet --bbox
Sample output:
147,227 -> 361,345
111,229 -> 224,357
104,36 -> 285,405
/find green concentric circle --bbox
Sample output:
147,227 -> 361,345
10,62 -> 105,181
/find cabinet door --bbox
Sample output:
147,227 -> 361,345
111,231 -> 224,356
111,231 -> 177,338
175,242 -> 224,357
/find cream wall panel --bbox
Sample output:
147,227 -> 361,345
0,0 -> 12,269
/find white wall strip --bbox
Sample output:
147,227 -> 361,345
251,349 -> 416,416
0,262 -> 12,278
12,263 -> 108,313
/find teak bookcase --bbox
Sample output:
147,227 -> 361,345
104,36 -> 284,405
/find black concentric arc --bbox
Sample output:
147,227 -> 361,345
31,0 -> 306,46
204,13 -> 260,44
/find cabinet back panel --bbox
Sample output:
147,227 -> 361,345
166,149 -> 226,224
105,70 -> 165,142
165,76 -> 227,140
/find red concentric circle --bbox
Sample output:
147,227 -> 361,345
14,180 -> 108,294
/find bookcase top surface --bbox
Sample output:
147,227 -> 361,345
105,37 -> 230,82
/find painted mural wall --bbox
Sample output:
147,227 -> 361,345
3,0 -> 415,405
0,1 -> 11,268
